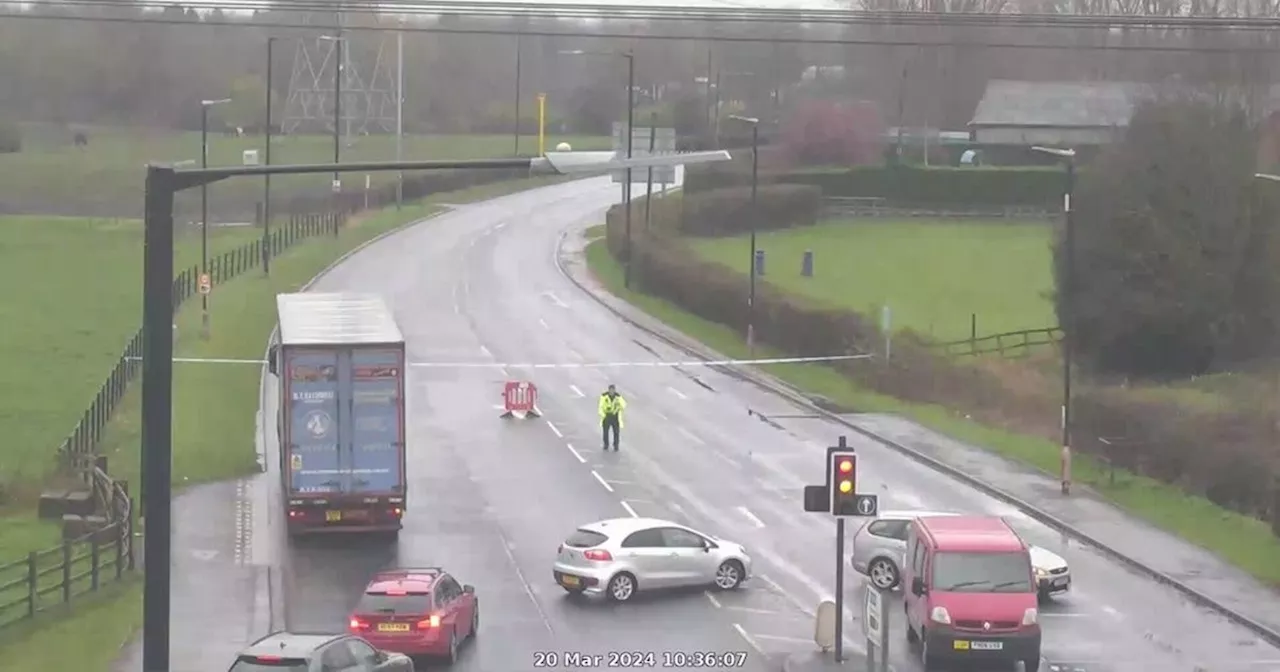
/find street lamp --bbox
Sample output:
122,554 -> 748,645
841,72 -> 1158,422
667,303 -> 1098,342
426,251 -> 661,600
1032,144 -> 1077,496
199,97 -> 231,341
320,34 -> 345,192
559,49 -> 635,287
264,36 -> 277,274
729,114 -> 760,354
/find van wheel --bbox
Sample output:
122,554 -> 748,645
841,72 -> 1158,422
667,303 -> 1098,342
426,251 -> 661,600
1024,659 -> 1041,672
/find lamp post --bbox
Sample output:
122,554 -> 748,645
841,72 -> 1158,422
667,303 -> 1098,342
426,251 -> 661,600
1032,145 -> 1077,496
559,49 -> 636,287
264,37 -> 276,274
320,34 -> 344,194
199,97 -> 231,341
729,114 -> 760,353
513,35 -> 522,155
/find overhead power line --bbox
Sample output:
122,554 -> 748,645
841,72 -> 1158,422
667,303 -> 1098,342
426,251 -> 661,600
6,8 -> 1280,54
18,0 -> 1280,31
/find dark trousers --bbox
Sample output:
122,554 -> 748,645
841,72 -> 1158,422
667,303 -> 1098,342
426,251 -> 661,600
601,414 -> 620,449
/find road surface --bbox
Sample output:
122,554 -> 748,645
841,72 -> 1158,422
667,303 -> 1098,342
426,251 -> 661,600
255,176 -> 1280,672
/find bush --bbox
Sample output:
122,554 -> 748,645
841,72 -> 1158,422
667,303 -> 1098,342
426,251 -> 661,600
678,185 -> 821,237
0,121 -> 21,154
779,100 -> 883,167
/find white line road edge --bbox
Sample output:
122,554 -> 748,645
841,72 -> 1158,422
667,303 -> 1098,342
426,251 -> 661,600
620,501 -> 638,517
566,443 -> 586,464
546,420 -> 564,438
591,470 -> 614,493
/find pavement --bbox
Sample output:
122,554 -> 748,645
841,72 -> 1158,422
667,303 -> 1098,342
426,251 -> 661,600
128,174 -> 1280,672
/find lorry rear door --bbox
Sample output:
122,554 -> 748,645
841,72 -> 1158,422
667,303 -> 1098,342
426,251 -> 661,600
347,347 -> 405,494
285,349 -> 345,494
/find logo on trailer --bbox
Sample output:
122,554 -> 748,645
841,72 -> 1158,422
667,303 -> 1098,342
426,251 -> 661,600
304,410 -> 333,438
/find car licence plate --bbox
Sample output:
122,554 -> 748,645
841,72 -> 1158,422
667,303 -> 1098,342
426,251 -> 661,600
377,622 -> 410,632
971,641 -> 1003,651
561,575 -> 580,586
325,511 -> 342,522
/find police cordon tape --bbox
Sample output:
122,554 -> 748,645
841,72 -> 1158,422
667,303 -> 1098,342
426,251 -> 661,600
124,353 -> 876,368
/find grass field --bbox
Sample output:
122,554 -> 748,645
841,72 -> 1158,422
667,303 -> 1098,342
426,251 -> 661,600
0,125 -> 610,218
0,176 -> 565,666
584,239 -> 1280,587
688,219 -> 1057,342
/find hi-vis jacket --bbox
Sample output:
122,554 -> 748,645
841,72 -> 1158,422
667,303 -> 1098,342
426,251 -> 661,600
598,393 -> 627,426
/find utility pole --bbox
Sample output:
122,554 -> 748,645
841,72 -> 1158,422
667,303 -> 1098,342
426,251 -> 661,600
396,27 -> 404,208
513,35 -> 522,156
263,37 -> 275,274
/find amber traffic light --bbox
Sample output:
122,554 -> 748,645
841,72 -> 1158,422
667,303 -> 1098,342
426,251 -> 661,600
829,451 -> 858,515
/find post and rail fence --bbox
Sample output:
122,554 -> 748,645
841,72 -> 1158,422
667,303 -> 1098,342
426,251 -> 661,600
0,204 -> 356,632
933,326 -> 1063,359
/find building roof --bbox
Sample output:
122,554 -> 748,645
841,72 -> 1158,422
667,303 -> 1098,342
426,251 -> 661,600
276,292 -> 404,346
971,79 -> 1280,130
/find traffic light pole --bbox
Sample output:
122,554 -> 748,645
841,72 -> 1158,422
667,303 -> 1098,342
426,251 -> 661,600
834,516 -> 846,663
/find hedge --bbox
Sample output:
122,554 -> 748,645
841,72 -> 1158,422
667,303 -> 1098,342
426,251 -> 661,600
683,163 -> 1068,207
677,185 -> 821,237
602,191 -> 1280,525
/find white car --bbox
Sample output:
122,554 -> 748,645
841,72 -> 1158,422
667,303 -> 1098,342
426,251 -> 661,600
850,510 -> 1071,600
552,517 -> 752,602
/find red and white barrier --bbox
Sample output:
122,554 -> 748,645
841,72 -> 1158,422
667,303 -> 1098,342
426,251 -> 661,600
500,381 -> 541,419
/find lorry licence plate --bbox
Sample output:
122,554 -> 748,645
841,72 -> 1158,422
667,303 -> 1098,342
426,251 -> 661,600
325,511 -> 342,522
971,641 -> 1003,651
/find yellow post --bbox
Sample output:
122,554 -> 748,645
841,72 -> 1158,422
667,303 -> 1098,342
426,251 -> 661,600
537,93 -> 547,155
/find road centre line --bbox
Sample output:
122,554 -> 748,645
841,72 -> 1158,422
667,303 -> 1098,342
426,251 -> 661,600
591,470 -> 614,493
750,633 -> 815,644
667,386 -> 688,400
677,427 -> 705,445
737,506 -> 766,528
565,443 -> 586,464
539,318 -> 550,330
546,420 -> 563,438
569,384 -> 585,398
705,592 -> 722,608
620,501 -> 638,517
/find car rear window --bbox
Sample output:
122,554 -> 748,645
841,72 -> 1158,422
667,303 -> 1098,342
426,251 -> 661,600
564,529 -> 608,548
355,592 -> 432,614
229,656 -> 308,672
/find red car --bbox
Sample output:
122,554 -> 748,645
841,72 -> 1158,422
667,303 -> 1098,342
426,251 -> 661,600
347,567 -> 479,665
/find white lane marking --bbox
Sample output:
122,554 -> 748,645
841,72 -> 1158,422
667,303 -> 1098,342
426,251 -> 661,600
452,286 -> 460,314
479,344 -> 491,357
565,443 -> 586,464
677,427 -> 705,445
724,605 -> 791,616
732,624 -> 766,657
545,291 -> 569,308
655,410 -> 669,421
620,501 -> 638,518
569,384 -> 585,398
751,633 -> 815,644
1100,605 -> 1123,619
497,530 -> 554,635
539,318 -> 550,330
667,386 -> 688,400
737,506 -> 766,528
495,222 -> 507,230
705,592 -> 722,608
591,470 -> 614,493
546,420 -> 563,438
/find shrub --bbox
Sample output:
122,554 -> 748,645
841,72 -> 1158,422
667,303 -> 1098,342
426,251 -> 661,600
779,100 -> 883,167
0,120 -> 21,154
678,185 -> 821,237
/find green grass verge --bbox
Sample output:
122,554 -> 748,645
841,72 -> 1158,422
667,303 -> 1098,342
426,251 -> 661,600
0,578 -> 141,672
0,176 -> 567,666
687,219 -> 1055,341
584,239 -> 1280,587
1,128 -> 611,216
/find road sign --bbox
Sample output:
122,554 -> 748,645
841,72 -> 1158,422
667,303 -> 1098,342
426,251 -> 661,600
331,179 -> 342,193
198,273 -> 211,295
854,494 -> 879,517
242,149 -> 259,166
863,583 -> 891,671
611,123 -> 677,183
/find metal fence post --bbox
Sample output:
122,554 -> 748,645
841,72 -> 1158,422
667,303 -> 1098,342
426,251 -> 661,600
61,541 -> 71,604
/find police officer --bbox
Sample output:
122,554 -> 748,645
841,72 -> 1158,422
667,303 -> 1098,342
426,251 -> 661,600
598,384 -> 627,451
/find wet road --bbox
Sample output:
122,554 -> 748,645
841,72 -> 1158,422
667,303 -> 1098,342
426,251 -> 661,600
263,176 -> 1280,672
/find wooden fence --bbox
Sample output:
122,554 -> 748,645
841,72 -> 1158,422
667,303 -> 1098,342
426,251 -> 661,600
935,326 -> 1063,358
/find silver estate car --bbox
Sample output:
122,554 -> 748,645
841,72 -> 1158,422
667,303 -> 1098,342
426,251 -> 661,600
850,510 -> 1072,600
553,517 -> 752,602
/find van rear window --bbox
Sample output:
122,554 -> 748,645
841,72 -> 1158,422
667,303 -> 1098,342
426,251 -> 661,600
931,551 -> 1032,593
565,529 -> 608,548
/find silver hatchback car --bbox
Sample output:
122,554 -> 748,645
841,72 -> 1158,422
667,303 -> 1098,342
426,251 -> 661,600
850,510 -> 1071,600
552,517 -> 752,602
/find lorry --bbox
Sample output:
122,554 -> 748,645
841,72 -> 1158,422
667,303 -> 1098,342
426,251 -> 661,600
267,292 -> 408,536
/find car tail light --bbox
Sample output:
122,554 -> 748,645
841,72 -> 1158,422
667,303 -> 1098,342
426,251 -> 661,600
583,549 -> 612,561
348,618 -> 369,630
417,614 -> 441,629
288,510 -> 302,519
390,508 -> 403,517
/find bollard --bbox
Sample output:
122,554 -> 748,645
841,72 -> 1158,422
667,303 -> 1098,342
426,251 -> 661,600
754,249 -> 766,276
801,249 -> 814,277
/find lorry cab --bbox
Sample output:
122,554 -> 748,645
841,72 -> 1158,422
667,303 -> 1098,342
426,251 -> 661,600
902,515 -> 1042,672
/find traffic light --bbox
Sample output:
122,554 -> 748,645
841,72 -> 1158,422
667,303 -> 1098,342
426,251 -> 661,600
828,450 -> 858,516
